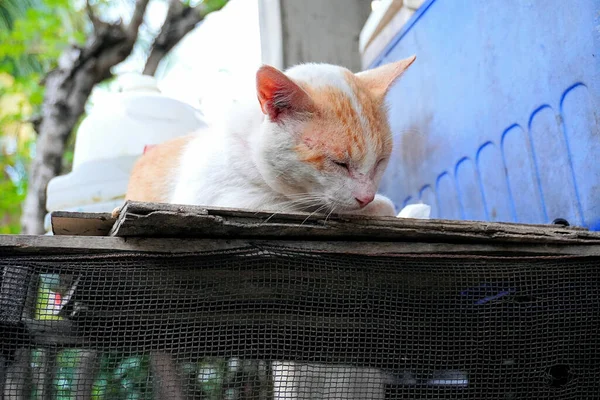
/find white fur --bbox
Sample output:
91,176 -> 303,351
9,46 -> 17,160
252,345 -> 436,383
170,64 -> 397,217
397,203 -> 431,219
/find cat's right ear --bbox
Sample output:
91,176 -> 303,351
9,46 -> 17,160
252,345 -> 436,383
256,65 -> 314,121
356,55 -> 416,99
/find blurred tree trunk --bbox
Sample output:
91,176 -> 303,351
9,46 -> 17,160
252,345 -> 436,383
21,0 -> 227,234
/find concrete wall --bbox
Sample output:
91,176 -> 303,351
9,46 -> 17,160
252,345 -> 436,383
259,0 -> 372,71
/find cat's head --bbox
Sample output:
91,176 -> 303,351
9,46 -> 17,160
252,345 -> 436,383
253,56 -> 416,213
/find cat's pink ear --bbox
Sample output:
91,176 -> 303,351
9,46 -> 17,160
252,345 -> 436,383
256,65 -> 314,121
356,55 -> 416,99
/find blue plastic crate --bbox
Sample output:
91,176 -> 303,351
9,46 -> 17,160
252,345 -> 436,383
374,0 -> 600,229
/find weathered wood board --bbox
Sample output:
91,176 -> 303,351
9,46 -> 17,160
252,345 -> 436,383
4,233 -> 600,257
97,201 -> 599,245
51,211 -> 116,236
43,201 -> 600,258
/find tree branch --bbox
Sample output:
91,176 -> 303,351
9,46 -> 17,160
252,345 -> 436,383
143,0 -> 217,76
128,0 -> 151,37
85,0 -> 103,31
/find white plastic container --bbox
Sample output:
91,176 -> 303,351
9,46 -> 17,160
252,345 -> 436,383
45,74 -> 207,231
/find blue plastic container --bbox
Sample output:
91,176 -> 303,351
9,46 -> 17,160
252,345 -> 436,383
374,0 -> 600,229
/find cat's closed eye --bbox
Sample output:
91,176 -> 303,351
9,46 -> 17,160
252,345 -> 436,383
332,160 -> 350,171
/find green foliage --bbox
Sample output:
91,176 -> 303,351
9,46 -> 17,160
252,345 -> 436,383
0,0 -> 41,30
0,0 -> 84,233
0,144 -> 29,233
99,355 -> 154,399
199,0 -> 228,14
0,75 -> 34,233
0,0 -> 84,77
29,348 -> 235,399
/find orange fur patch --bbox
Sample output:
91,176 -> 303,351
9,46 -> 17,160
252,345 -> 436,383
125,135 -> 194,202
294,75 -> 392,170
344,70 -> 393,157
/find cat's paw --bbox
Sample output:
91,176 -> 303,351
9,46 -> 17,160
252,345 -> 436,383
397,203 -> 431,219
110,206 -> 122,219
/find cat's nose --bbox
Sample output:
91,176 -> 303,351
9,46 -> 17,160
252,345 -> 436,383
355,194 -> 375,208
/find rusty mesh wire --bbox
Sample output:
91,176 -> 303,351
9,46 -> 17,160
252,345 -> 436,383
1,246 -> 599,399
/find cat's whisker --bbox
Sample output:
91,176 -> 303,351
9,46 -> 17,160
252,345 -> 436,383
253,197 -> 315,215
259,198 -> 324,224
281,198 -> 323,209
260,211 -> 281,224
325,203 -> 338,224
281,195 -> 325,208
285,193 -> 323,201
300,204 -> 328,226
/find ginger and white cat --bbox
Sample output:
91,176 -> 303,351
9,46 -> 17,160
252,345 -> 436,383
122,56 -> 417,217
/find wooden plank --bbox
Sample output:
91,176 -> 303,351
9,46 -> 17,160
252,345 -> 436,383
22,319 -> 79,346
51,211 -> 116,236
0,265 -> 31,323
105,201 -> 599,245
3,234 -> 600,257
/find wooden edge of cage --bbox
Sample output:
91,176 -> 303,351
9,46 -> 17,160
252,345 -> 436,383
48,201 -> 598,246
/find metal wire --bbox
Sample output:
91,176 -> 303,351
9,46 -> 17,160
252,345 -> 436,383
1,247 -> 599,399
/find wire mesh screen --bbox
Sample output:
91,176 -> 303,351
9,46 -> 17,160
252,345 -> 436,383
1,247 -> 600,399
